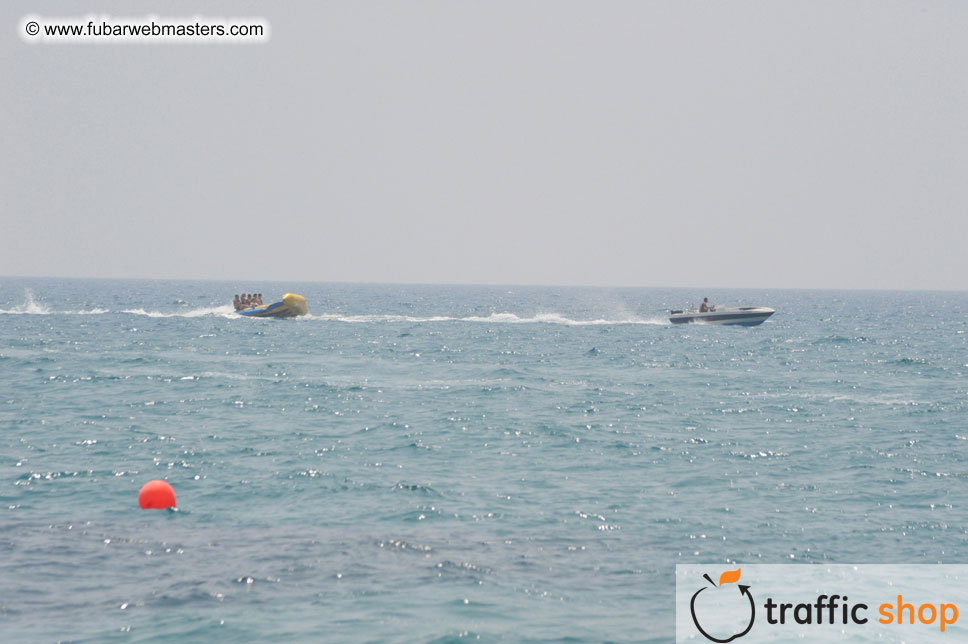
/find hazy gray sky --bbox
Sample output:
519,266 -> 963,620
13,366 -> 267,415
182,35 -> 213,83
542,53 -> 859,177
3,1 -> 966,290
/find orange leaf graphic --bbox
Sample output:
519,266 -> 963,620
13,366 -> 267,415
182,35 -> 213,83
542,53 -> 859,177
719,568 -> 741,586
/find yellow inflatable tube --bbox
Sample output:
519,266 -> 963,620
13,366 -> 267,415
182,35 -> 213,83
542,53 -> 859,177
238,293 -> 308,318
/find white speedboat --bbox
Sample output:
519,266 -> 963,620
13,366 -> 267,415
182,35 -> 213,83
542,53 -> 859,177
669,306 -> 774,326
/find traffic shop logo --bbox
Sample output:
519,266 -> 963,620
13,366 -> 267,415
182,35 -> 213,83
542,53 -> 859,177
689,569 -> 755,642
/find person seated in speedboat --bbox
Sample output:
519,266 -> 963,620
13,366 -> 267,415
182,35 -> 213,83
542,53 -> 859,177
233,294 -> 241,311
699,297 -> 714,312
255,294 -> 263,306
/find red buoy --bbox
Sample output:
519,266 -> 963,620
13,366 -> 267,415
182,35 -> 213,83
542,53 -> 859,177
139,480 -> 176,510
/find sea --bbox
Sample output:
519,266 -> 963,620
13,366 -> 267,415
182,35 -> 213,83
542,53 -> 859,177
1,277 -> 966,643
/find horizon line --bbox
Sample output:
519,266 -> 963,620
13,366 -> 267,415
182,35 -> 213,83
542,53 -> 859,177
1,274 -> 966,294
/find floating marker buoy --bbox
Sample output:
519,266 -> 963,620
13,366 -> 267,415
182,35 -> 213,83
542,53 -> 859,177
139,480 -> 176,510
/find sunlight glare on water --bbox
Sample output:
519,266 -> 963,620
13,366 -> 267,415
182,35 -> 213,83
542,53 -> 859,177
1,278 -> 966,643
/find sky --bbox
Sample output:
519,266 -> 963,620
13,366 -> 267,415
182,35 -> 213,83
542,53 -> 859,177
2,1 -> 967,290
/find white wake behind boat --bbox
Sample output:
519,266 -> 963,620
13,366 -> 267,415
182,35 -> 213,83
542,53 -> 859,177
669,306 -> 775,326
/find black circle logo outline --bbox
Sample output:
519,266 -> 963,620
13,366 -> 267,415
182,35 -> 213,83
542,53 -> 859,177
689,584 -> 756,643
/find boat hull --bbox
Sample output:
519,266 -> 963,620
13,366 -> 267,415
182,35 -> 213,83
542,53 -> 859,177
669,307 -> 774,326
238,293 -> 308,318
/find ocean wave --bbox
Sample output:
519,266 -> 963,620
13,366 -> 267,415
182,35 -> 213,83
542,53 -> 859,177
1,306 -> 113,315
302,312 -> 669,326
306,313 -> 458,323
763,391 -> 930,407
120,306 -> 237,318
0,304 -> 666,325
0,290 -> 50,314
0,292 -> 667,325
67,308 -> 110,315
828,393 -> 929,407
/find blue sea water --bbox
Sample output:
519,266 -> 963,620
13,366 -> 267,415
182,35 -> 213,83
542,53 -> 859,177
1,278 -> 966,643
